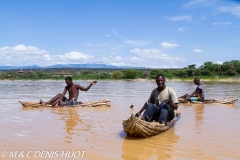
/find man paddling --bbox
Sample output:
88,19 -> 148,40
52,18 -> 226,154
179,77 -> 205,103
135,74 -> 178,126
40,76 -> 97,107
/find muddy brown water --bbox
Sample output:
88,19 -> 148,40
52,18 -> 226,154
0,80 -> 239,160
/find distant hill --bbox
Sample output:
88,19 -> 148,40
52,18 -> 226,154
0,64 -> 145,70
47,64 -> 118,68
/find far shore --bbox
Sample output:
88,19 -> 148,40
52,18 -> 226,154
166,77 -> 240,83
1,77 -> 240,83
133,77 -> 240,83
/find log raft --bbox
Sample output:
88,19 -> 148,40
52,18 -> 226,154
19,99 -> 111,108
178,97 -> 238,104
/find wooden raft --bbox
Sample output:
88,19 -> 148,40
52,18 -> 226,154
122,110 -> 181,137
178,97 -> 238,104
19,99 -> 111,108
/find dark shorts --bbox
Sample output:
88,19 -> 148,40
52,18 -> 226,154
65,99 -> 76,105
61,97 -> 77,106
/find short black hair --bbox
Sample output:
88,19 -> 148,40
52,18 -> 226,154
194,77 -> 200,81
65,76 -> 72,81
156,74 -> 165,79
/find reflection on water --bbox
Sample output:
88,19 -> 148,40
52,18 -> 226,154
181,103 -> 205,135
59,108 -> 83,143
0,80 -> 240,160
195,104 -> 205,134
121,128 -> 180,160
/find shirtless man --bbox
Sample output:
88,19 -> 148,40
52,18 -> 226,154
179,77 -> 205,103
40,76 -> 97,107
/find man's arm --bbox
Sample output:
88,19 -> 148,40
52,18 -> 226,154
135,102 -> 147,117
189,90 -> 197,97
135,89 -> 155,117
167,100 -> 178,110
76,81 -> 97,91
55,88 -> 68,103
183,90 -> 196,103
165,89 -> 178,109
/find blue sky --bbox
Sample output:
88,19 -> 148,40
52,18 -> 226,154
0,0 -> 240,68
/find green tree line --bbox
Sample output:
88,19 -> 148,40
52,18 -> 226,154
0,60 -> 239,80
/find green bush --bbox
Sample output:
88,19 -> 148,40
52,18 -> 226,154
223,69 -> 237,76
123,69 -> 137,79
111,71 -> 123,79
149,69 -> 160,79
201,69 -> 213,76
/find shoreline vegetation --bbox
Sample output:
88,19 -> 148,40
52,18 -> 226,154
0,60 -> 239,82
1,77 -> 240,83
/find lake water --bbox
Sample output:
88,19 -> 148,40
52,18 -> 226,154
0,80 -> 239,160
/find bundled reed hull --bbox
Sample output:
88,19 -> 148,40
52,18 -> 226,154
19,99 -> 111,108
123,110 -> 181,137
178,97 -> 238,104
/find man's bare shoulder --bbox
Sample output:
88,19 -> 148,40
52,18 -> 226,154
65,85 -> 70,90
74,84 -> 83,89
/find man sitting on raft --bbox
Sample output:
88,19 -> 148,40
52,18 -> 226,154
40,76 -> 97,107
179,77 -> 205,103
135,74 -> 179,126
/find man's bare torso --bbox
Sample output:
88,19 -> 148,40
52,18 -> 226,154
66,84 -> 79,100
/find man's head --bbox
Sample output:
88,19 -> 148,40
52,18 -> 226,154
194,77 -> 200,85
65,76 -> 73,86
155,74 -> 165,89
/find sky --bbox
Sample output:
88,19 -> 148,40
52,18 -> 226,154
0,0 -> 240,68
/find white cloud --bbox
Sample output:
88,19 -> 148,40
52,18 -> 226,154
115,56 -> 122,60
110,62 -> 127,66
178,27 -> 187,32
0,44 -> 48,54
218,5 -> 240,18
165,15 -> 192,22
212,22 -> 231,26
215,61 -> 223,65
112,30 -> 150,47
86,43 -> 110,47
0,45 -> 96,66
195,63 -> 202,67
58,51 -> 94,60
192,49 -> 203,53
171,66 -> 180,68
161,42 -> 180,49
44,54 -> 51,60
0,44 -> 187,68
183,0 -> 216,8
130,48 -> 162,58
130,48 -> 185,61
105,34 -> 111,37
175,57 -> 184,61
183,0 -> 204,7
47,52 -> 95,65
125,40 -> 149,47
131,57 -> 141,60
6,56 -> 12,59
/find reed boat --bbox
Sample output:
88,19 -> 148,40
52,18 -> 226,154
122,110 -> 181,137
19,99 -> 111,108
178,97 -> 238,104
